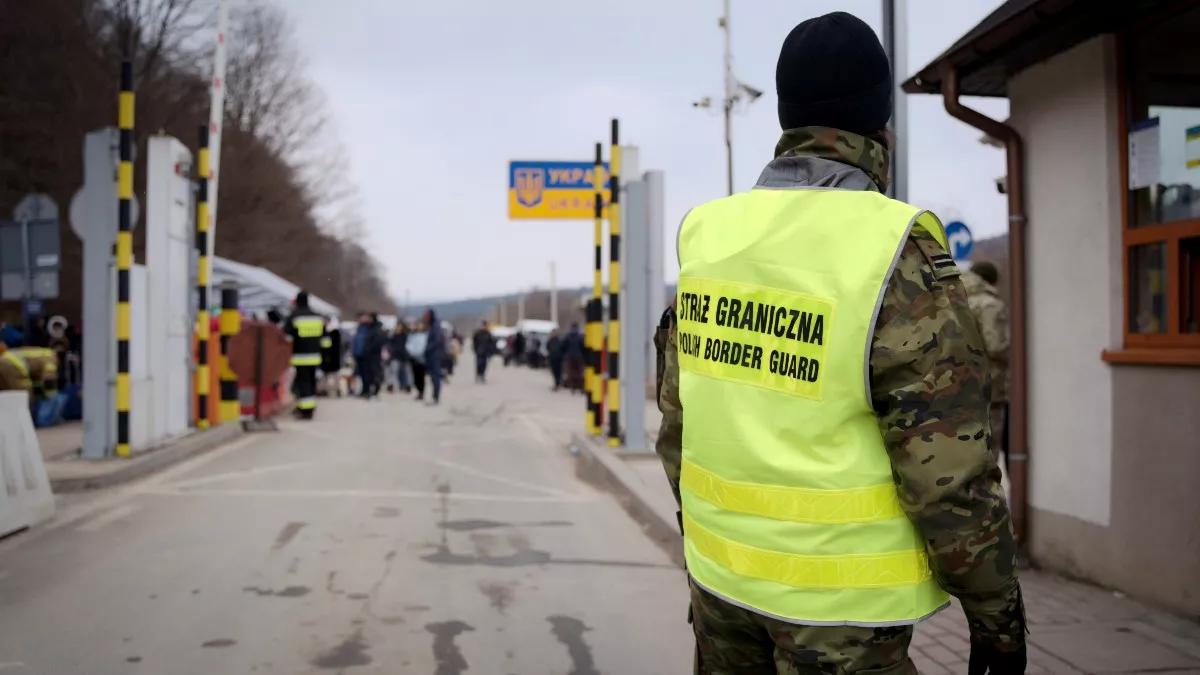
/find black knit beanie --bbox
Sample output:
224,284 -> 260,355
776,12 -> 891,135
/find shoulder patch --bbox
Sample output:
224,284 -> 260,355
913,231 -> 961,281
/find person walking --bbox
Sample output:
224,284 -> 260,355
654,12 -> 1025,674
472,320 -> 494,383
562,322 -> 584,393
422,308 -> 445,405
446,331 -> 462,378
511,331 -> 526,366
388,322 -> 412,393
963,261 -> 1010,469
351,312 -> 371,397
284,291 -> 325,419
320,318 -> 343,397
363,313 -> 387,398
407,320 -> 428,401
546,329 -> 564,391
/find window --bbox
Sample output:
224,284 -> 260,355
1114,4 -> 1200,362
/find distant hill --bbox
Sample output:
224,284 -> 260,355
417,294 -> 520,321
416,287 -> 591,335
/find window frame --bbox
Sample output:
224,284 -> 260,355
1106,19 -> 1200,365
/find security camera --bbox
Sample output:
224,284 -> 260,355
994,176 -> 1007,195
739,82 -> 764,101
693,96 -> 713,109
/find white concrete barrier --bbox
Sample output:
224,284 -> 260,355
0,391 -> 55,537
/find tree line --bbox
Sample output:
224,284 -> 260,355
0,0 -> 397,322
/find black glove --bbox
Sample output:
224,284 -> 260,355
968,640 -> 1027,675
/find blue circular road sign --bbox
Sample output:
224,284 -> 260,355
944,220 -> 974,261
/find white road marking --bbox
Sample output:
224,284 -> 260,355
40,434 -> 261,534
141,487 -> 591,502
418,454 -> 573,497
516,413 -> 565,451
167,459 -> 320,489
290,425 -> 573,498
75,503 -> 139,532
0,662 -> 27,671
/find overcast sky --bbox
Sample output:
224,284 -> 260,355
287,0 -> 1009,302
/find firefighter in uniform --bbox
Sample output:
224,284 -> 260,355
284,291 -> 326,419
655,12 -> 1026,674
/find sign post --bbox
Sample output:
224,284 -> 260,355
3,194 -> 60,337
606,120 -> 622,448
508,158 -> 610,435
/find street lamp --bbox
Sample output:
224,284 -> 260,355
693,0 -> 762,196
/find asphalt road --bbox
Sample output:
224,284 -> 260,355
0,364 -> 690,674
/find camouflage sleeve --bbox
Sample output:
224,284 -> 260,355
654,304 -> 683,508
979,299 -> 1010,365
870,228 -> 1025,651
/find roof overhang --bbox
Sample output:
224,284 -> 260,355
902,0 -> 1177,97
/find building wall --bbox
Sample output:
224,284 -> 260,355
1009,35 -> 1121,528
1010,35 -> 1200,615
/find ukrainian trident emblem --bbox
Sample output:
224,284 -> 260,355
515,167 -> 545,207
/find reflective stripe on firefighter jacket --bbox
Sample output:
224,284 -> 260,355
676,187 -> 951,627
287,312 -> 325,367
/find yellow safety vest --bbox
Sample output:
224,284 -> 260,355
676,187 -> 951,626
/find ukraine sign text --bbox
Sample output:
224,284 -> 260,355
508,160 -> 610,220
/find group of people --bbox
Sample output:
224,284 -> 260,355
348,308 -> 459,405
468,321 -> 585,392
284,293 -> 462,418
0,316 -> 81,426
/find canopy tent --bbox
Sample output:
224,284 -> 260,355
211,256 -> 340,319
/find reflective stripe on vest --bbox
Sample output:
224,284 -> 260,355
677,187 -> 950,627
292,353 -> 322,366
294,317 -> 324,338
320,336 -> 332,349
296,397 -> 316,410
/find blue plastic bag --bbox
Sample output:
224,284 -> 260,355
33,394 -> 67,428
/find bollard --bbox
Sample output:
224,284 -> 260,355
115,61 -> 134,457
195,125 -> 211,429
218,282 -> 241,422
606,119 -> 622,447
587,142 -> 605,435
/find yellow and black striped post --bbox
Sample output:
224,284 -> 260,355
115,60 -> 134,458
218,282 -> 241,422
586,142 -> 604,435
196,125 -> 211,429
606,119 -> 622,447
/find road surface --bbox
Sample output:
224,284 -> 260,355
0,365 -> 690,674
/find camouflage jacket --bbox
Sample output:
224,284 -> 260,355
962,269 -> 1010,403
655,126 -> 1024,650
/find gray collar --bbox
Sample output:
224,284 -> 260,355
754,155 -> 879,192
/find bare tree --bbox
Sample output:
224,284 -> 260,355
0,0 -> 396,321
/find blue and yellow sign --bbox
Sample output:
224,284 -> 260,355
508,160 -> 610,219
